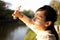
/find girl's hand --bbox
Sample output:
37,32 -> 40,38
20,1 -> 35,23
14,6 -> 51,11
12,6 -> 21,19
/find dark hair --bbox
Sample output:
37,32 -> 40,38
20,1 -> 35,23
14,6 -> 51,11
36,5 -> 59,40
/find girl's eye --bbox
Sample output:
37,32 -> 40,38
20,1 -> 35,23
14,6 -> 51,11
37,14 -> 38,15
35,14 -> 38,16
39,16 -> 43,18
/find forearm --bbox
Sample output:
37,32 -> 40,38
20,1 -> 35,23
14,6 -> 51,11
13,6 -> 32,25
18,13 -> 32,25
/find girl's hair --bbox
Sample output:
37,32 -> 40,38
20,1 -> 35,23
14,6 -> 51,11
36,5 -> 59,40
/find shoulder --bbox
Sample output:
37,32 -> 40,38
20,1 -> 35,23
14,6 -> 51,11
36,31 -> 56,40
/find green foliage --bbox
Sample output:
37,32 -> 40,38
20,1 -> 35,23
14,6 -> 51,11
0,0 -> 12,19
50,0 -> 60,11
0,0 -> 6,7
21,10 -> 34,18
55,20 -> 60,25
50,0 -> 60,25
24,28 -> 36,40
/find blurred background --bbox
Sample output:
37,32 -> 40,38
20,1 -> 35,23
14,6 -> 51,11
0,0 -> 60,40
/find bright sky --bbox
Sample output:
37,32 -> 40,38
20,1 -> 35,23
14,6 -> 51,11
3,0 -> 52,12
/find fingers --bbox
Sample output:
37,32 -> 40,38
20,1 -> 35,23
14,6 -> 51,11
15,6 -> 21,11
12,14 -> 17,19
12,10 -> 20,17
14,6 -> 21,14
17,6 -> 21,10
12,14 -> 14,17
12,6 -> 21,19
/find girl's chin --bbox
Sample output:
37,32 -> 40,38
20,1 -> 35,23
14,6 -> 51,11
34,21 -> 40,25
32,20 -> 41,26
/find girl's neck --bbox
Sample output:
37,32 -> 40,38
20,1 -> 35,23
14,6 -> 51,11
34,25 -> 46,31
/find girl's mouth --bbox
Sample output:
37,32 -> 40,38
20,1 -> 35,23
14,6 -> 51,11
32,18 -> 41,25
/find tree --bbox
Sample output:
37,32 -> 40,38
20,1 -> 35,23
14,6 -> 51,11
50,0 -> 60,25
21,10 -> 34,18
0,1 -> 15,40
50,0 -> 60,14
0,0 -> 13,22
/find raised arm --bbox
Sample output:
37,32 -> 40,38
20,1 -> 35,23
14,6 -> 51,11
12,6 -> 32,25
12,6 -> 38,34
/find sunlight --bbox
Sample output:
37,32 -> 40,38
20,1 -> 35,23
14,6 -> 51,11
3,0 -> 52,12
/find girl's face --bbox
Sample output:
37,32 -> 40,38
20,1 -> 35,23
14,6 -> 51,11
32,11 -> 46,28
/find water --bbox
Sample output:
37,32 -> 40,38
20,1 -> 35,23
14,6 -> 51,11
4,25 -> 60,40
6,26 -> 28,40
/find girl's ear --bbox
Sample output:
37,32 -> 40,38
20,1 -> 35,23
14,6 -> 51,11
45,21 -> 52,27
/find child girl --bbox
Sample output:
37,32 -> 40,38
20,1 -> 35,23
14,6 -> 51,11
12,5 -> 59,40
